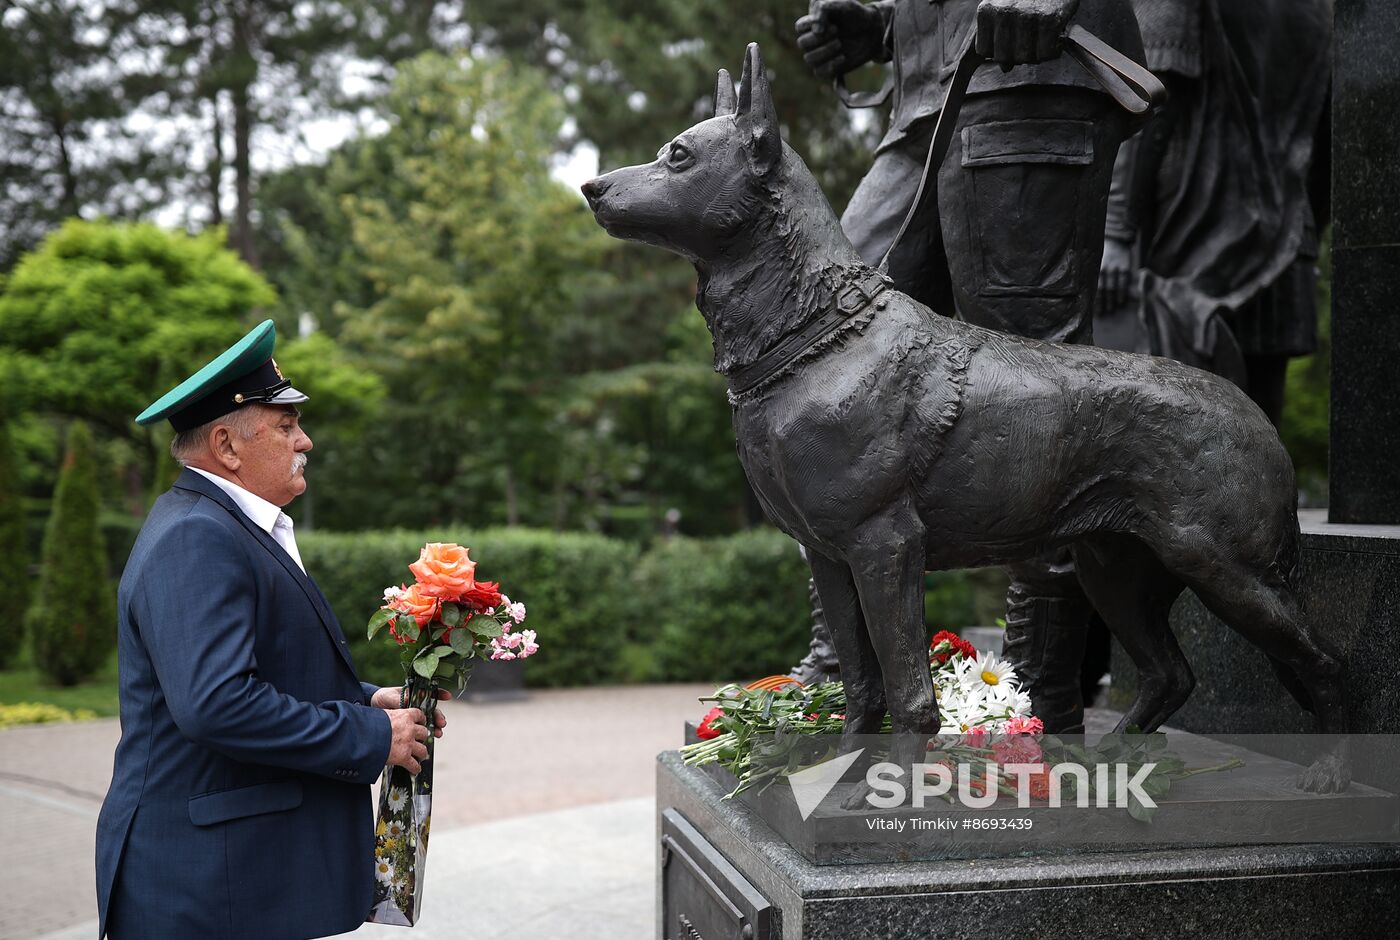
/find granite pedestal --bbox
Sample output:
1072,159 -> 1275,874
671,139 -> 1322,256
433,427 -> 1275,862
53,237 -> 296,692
657,748 -> 1400,940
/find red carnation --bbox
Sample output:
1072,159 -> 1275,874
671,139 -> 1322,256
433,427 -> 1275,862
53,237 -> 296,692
696,706 -> 724,740
929,629 -> 976,664
1026,763 -> 1053,801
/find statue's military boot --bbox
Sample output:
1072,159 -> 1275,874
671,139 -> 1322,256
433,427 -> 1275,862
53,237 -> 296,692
1001,591 -> 1095,734
788,574 -> 841,686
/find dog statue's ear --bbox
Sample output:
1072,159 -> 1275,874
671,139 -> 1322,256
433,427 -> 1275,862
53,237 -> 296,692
736,42 -> 781,177
715,68 -> 737,117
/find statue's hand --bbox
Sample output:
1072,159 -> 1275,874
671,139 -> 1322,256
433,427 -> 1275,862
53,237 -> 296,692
1097,236 -> 1134,313
795,0 -> 887,79
976,0 -> 1080,68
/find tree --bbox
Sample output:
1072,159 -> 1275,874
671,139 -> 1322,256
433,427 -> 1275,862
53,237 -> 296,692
0,218 -> 385,511
120,0 -> 471,268
27,421 -> 116,685
0,422 -> 29,668
287,53 -> 620,527
254,51 -> 756,534
0,0 -> 182,267
461,0 -> 882,204
0,219 -> 274,447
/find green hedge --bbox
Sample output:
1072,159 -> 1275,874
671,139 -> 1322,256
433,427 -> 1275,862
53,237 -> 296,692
302,528 -> 642,688
300,527 -> 817,688
639,531 -> 812,682
298,527 -> 1012,689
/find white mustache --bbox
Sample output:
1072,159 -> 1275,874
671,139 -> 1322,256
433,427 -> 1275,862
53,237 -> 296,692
291,453 -> 308,478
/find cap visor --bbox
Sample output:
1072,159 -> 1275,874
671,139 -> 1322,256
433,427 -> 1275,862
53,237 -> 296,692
266,385 -> 310,405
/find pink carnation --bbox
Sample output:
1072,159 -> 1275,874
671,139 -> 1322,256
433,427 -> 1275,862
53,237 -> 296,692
1003,716 -> 1044,736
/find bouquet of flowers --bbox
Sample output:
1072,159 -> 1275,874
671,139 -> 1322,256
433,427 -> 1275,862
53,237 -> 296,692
682,630 -> 1039,796
364,542 -> 536,926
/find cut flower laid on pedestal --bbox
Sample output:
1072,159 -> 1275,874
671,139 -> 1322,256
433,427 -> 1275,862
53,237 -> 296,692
366,542 -> 537,927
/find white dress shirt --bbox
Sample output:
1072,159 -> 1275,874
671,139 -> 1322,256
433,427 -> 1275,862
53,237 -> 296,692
189,467 -> 306,574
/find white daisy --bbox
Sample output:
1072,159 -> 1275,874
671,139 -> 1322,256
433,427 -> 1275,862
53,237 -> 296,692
387,820 -> 406,839
1007,688 -> 1034,719
374,856 -> 395,884
969,652 -> 1017,700
387,787 -> 408,812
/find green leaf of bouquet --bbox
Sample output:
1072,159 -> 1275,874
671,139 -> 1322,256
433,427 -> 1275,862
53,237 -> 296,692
368,608 -> 395,640
449,629 -> 476,657
397,613 -> 421,642
441,602 -> 464,628
434,657 -> 457,679
412,653 -> 441,678
1143,774 -> 1171,799
470,619 -> 504,638
1127,793 -> 1157,824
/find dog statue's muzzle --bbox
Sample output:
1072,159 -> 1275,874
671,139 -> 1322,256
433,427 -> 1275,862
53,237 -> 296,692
580,176 -> 610,212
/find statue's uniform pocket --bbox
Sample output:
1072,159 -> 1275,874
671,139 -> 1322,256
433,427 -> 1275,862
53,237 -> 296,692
956,118 -> 1096,300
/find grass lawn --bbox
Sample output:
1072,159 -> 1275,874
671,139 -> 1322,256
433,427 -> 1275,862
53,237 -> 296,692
0,649 -> 120,717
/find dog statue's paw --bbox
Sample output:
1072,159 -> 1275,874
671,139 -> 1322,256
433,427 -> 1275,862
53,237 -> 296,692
1297,751 -> 1351,794
840,780 -> 878,811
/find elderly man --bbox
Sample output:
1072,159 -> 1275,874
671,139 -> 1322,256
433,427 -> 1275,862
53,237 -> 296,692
96,320 -> 441,939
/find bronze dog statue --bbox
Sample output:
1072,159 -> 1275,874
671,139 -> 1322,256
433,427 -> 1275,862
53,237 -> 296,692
582,44 -> 1348,794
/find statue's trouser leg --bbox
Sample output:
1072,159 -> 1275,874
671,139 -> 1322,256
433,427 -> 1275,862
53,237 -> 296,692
938,86 -> 1130,734
790,546 -> 842,684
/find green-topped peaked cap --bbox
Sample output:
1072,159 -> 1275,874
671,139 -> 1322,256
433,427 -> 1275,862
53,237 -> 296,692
135,319 -> 308,430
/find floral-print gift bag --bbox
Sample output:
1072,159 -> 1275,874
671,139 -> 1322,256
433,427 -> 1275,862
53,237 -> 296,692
366,678 -> 438,926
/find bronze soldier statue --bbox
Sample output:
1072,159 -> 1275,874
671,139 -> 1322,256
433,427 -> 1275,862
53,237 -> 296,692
1095,0 -> 1331,428
789,0 -> 1144,735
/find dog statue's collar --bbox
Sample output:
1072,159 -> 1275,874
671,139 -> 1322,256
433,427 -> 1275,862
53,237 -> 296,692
727,270 -> 891,397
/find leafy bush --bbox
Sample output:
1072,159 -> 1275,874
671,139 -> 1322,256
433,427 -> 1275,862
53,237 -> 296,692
639,530 -> 812,682
0,220 -> 275,429
0,423 -> 29,667
0,702 -> 98,728
27,422 -> 116,685
300,528 -> 641,689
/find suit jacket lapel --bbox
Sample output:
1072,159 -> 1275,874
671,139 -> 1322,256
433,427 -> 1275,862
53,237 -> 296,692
172,470 -> 359,676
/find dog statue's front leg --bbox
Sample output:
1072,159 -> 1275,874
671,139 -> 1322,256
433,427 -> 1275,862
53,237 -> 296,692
836,504 -> 937,810
806,548 -> 885,746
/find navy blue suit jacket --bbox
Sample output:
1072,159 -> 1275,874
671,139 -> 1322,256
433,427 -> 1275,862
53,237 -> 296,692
96,470 -> 391,939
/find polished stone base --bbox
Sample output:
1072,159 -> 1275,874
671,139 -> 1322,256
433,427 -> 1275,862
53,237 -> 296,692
1111,511 -> 1400,786
657,750 -> 1400,940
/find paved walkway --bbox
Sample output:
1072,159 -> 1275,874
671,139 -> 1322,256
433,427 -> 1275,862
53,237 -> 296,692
1,684 -> 716,940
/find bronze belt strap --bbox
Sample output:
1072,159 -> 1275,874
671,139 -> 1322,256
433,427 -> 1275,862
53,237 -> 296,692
873,25 -> 1168,274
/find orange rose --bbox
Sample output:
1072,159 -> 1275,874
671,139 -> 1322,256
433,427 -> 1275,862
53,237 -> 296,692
389,582 -> 439,627
409,542 -> 477,599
